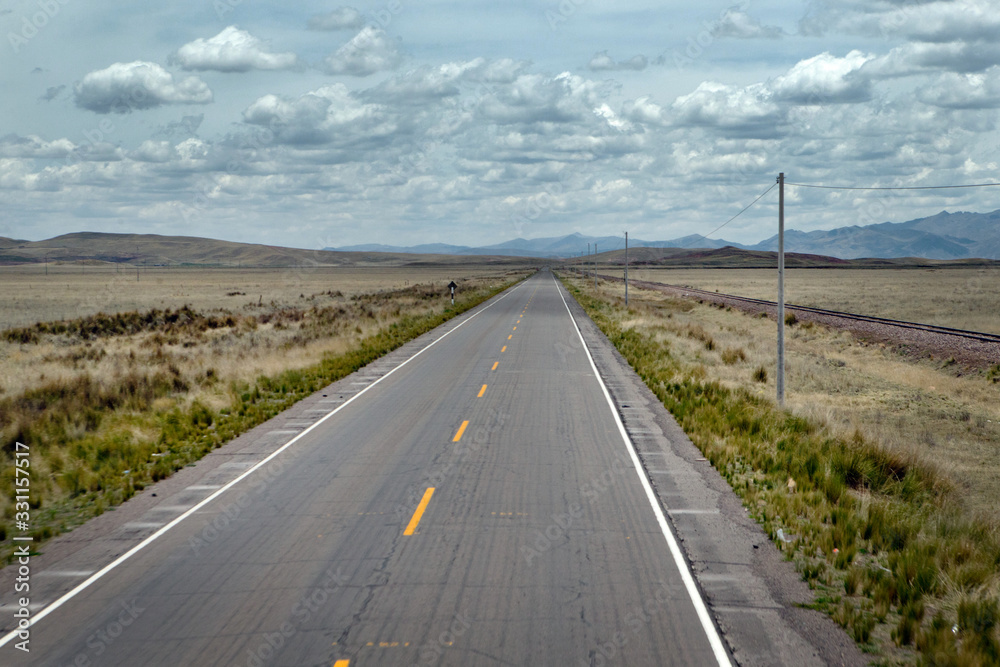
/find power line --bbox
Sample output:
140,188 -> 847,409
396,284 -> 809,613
681,182 -> 777,248
785,181 -> 1000,191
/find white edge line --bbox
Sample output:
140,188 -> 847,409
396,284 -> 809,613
0,280 -> 525,648
553,275 -> 733,667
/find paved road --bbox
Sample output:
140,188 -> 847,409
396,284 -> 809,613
2,270 -> 731,666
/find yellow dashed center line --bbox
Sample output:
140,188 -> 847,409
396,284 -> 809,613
512,326 -> 516,331
453,420 -> 469,442
403,487 -> 435,536
501,345 -> 507,352
334,660 -> 350,667
478,384 -> 487,397
491,361 -> 499,371
508,334 -> 512,340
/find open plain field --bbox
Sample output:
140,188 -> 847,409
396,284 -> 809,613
585,275 -> 1000,520
0,264 -> 518,330
628,267 -> 1000,334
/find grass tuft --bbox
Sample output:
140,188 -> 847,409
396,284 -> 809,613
721,347 -> 747,365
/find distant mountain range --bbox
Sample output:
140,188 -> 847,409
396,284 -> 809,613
0,232 -> 532,267
749,209 -> 1000,260
329,209 -> 1000,260
329,233 -> 731,259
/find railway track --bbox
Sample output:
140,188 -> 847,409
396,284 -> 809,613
592,273 -> 1000,346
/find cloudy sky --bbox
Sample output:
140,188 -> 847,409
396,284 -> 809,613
3,0 -> 1000,249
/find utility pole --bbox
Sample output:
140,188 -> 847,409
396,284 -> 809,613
587,243 -> 590,278
624,231 -> 629,306
777,173 -> 785,406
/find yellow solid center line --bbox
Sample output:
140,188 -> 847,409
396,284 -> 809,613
478,384 -> 487,397
334,661 -> 350,667
403,487 -> 435,536
453,420 -> 469,442
491,361 -> 499,370
501,345 -> 507,352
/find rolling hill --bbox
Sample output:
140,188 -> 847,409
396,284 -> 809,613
0,233 -> 537,267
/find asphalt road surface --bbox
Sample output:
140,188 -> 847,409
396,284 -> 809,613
3,271 -> 737,666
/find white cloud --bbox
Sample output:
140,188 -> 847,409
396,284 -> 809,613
864,41 -> 1000,77
74,62 -> 213,113
471,58 -> 531,84
802,0 -> 1000,43
131,140 -> 179,163
242,84 -> 391,147
876,0 -> 1000,43
367,61 -> 477,102
670,82 -> 783,136
308,7 -> 365,31
587,51 -> 648,71
622,97 -> 667,125
365,58 -> 533,103
322,27 -> 403,76
0,159 -> 64,191
593,103 -> 632,131
476,72 -> 616,125
172,26 -> 300,72
917,68 -> 1000,109
770,51 -> 873,104
0,134 -> 76,159
711,9 -> 784,39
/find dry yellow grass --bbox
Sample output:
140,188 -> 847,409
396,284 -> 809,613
600,277 -> 1000,522
0,264 -> 513,329
0,266 -> 515,399
629,267 -> 1000,334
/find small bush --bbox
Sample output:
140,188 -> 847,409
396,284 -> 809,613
893,600 -> 925,647
721,347 -> 747,365
844,567 -> 861,595
752,365 -> 768,383
785,312 -> 798,326
957,596 -> 1000,659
